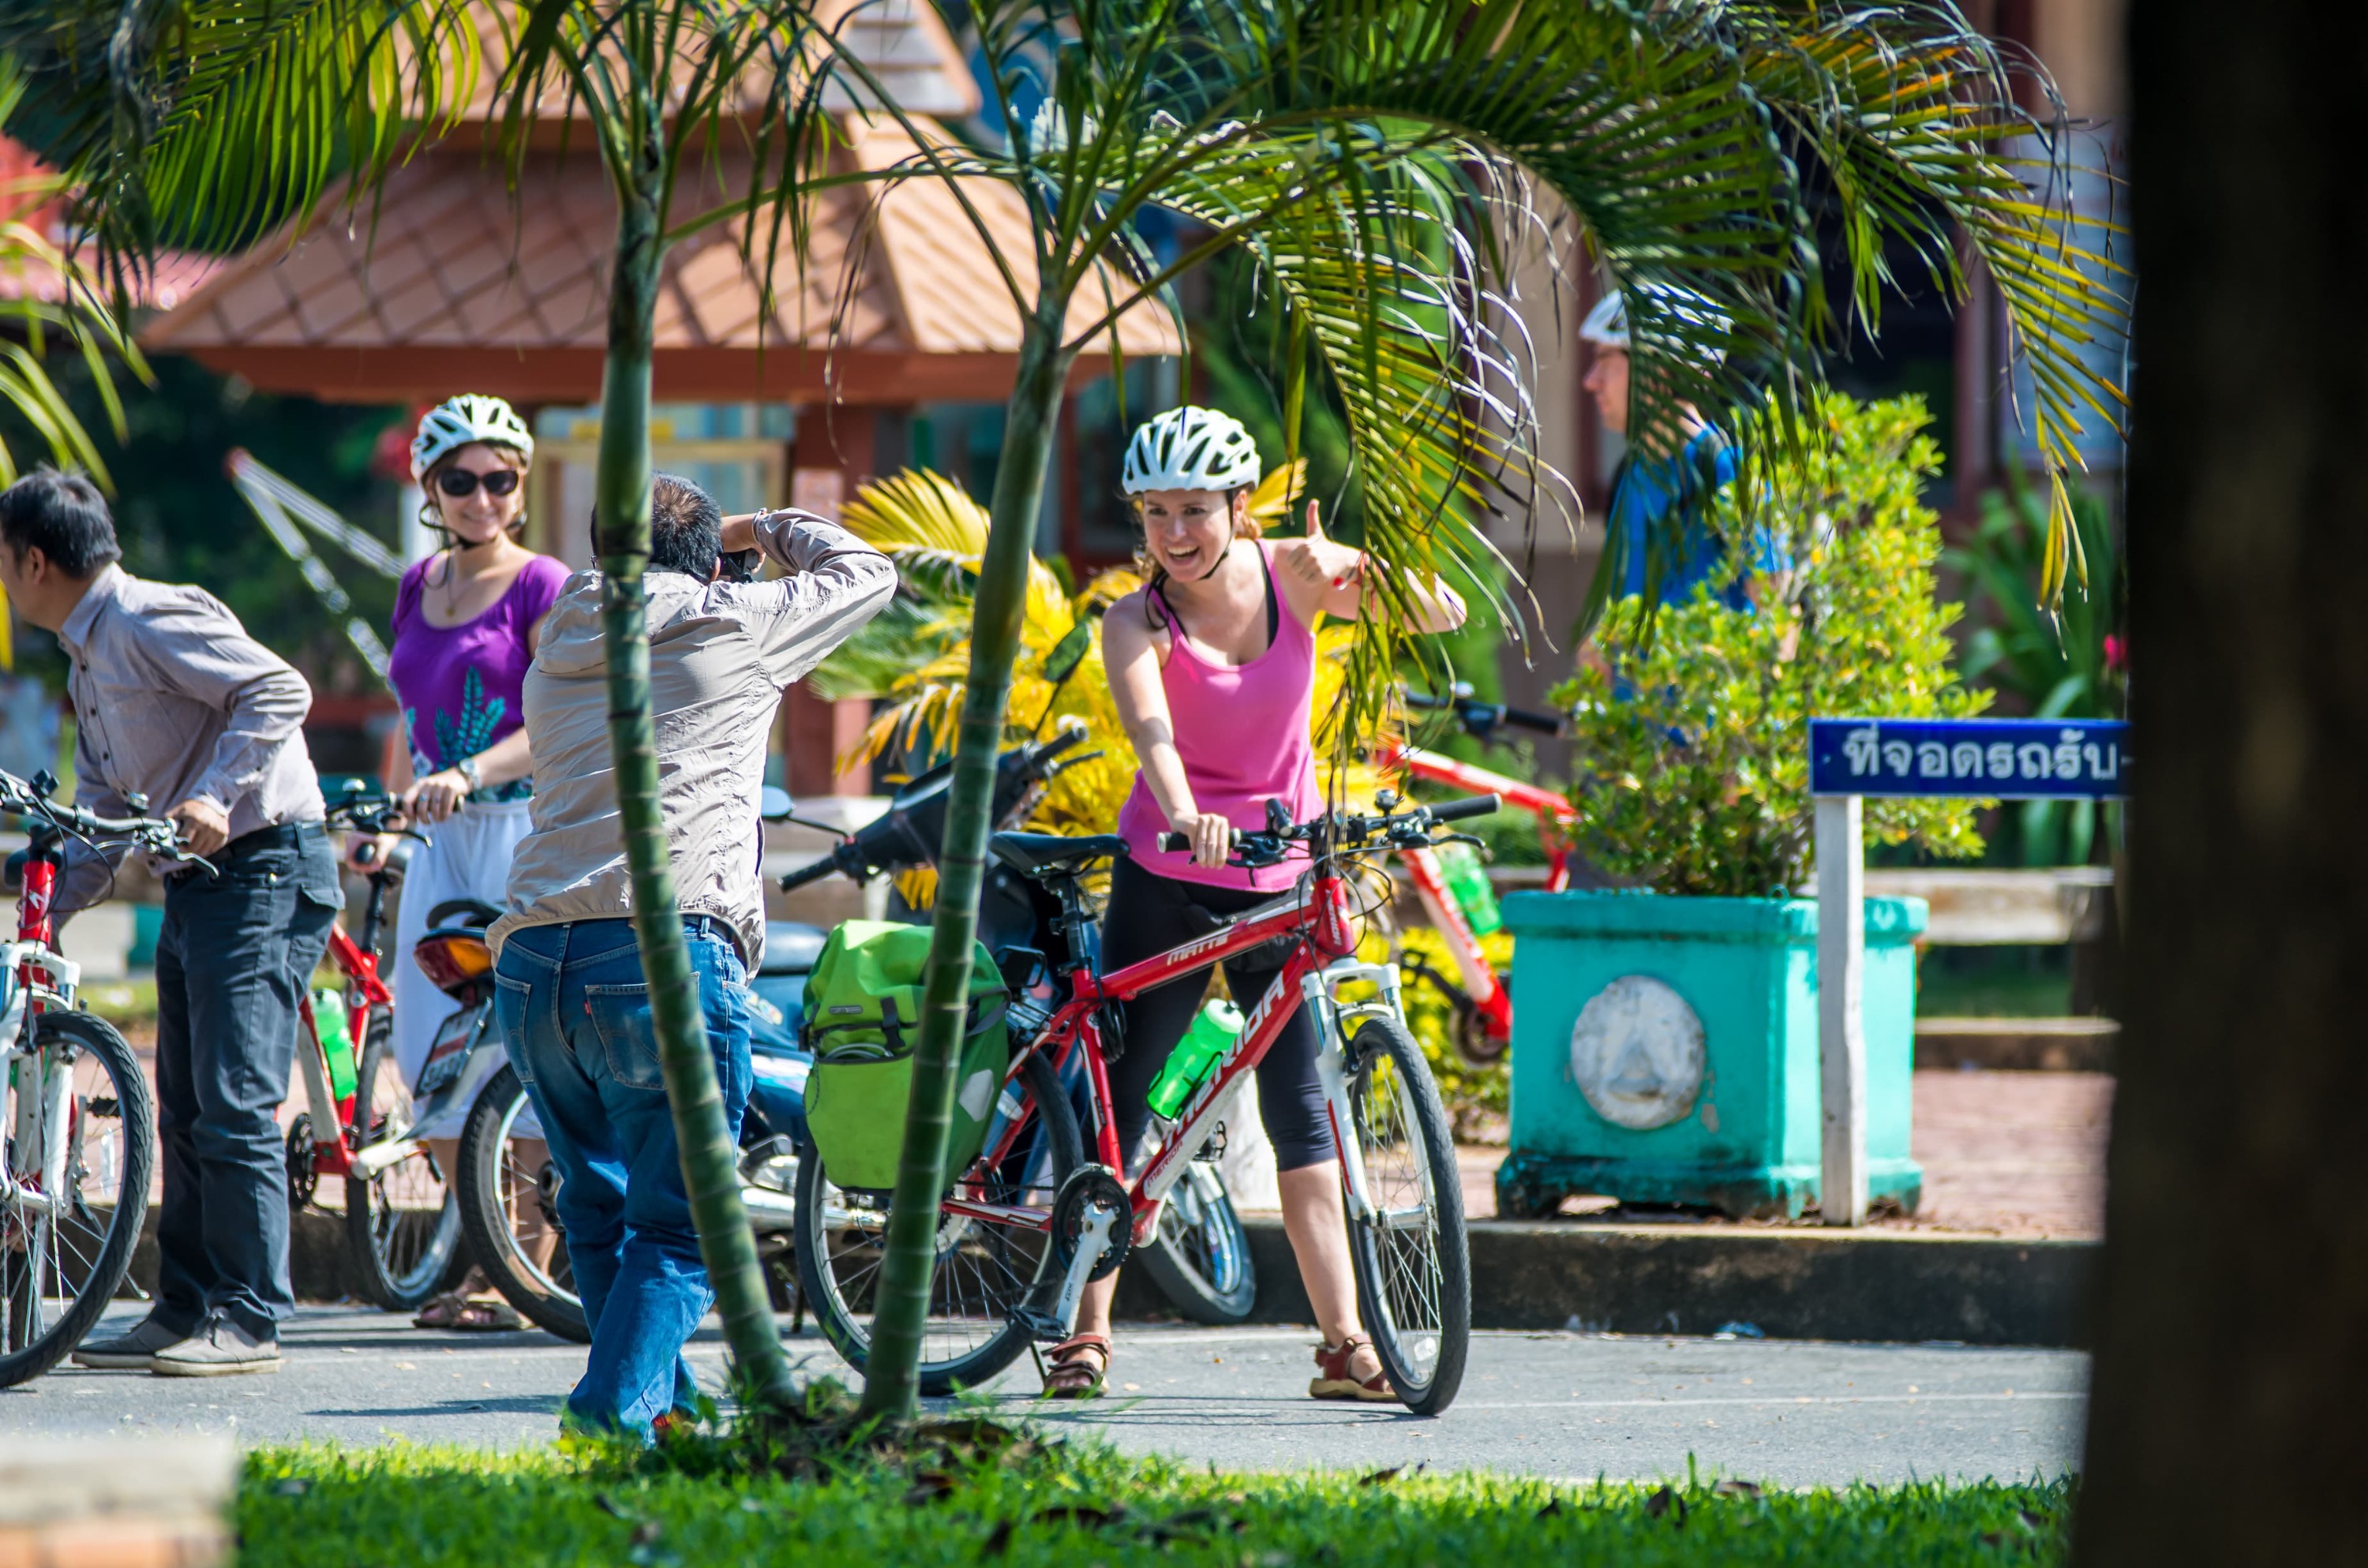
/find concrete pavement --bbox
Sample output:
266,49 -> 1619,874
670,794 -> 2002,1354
1,1305 -> 2084,1488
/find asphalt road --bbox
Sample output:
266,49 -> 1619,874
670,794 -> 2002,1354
2,1305 -> 2085,1488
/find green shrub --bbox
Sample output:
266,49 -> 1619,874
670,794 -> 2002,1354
1552,393 -> 1988,898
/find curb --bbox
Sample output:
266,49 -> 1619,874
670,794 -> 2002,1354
129,1209 -> 2091,1351
1914,1017 -> 2118,1072
1114,1219 -> 2096,1347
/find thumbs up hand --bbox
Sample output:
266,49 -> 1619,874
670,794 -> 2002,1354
1278,499 -> 1367,599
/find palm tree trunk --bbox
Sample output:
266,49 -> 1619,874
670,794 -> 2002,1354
594,173 -> 798,1418
856,320 -> 1076,1423
2073,0 -> 2368,1559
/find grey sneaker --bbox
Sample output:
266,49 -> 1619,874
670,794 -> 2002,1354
152,1315 -> 282,1378
72,1315 -> 190,1371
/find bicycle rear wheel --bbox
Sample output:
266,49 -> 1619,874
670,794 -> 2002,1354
1136,1159 -> 1257,1324
346,1006 -> 463,1311
0,1011 -> 155,1387
456,1064 -> 587,1342
794,1050 -> 1081,1395
1340,1014 -> 1471,1414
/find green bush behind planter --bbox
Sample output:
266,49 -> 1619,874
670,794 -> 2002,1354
1501,393 -> 1976,1218
1550,391 -> 1990,900
1498,889 -> 1924,1220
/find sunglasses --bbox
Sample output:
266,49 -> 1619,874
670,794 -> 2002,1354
436,466 -> 523,499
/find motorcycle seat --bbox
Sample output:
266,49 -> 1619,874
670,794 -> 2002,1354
760,921 -> 827,975
990,832 -> 1130,879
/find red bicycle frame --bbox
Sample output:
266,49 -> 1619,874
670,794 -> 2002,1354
948,869 -> 1366,1248
1374,740 -> 1576,892
1367,741 -> 1575,1046
291,921 -> 391,1183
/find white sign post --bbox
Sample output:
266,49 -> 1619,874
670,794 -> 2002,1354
1808,717 -> 2132,1229
1814,794 -> 1868,1226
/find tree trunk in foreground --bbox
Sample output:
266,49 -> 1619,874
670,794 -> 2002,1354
856,325 -> 1074,1423
2075,0 -> 2368,1559
596,175 -> 797,1417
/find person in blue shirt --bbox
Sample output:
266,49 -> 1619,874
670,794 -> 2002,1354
1581,287 -> 1749,612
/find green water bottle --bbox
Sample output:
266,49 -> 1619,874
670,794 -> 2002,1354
315,990 -> 359,1102
1146,1000 -> 1244,1120
1434,840 -> 1503,937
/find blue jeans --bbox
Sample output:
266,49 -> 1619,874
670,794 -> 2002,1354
493,918 -> 751,1437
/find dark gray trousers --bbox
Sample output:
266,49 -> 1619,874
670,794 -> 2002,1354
152,821 -> 340,1340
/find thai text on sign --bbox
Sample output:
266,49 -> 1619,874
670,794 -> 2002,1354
1807,718 -> 2131,800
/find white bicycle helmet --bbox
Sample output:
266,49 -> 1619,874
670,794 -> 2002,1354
1579,283 -> 1731,365
410,394 -> 534,481
1122,406 -> 1262,495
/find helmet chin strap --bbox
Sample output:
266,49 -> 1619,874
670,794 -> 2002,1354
1191,540 -> 1234,584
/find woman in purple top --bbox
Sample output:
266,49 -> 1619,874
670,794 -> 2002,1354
369,395 -> 568,1330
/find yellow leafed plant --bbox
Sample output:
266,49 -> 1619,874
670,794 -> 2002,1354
819,465 -> 1382,905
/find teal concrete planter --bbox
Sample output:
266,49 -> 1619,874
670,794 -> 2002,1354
1497,889 -> 1925,1220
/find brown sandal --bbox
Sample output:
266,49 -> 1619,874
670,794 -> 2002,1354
1310,1335 -> 1396,1402
412,1290 -> 523,1332
1040,1334 -> 1111,1399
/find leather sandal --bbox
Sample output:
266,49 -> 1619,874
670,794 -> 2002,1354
1310,1335 -> 1396,1402
412,1290 -> 523,1333
1040,1334 -> 1111,1399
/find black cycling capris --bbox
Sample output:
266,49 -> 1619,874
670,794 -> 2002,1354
1098,856 -> 1336,1173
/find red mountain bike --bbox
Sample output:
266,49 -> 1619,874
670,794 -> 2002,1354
792,791 -> 1497,1414
286,786 -> 462,1312
1375,686 -> 1574,1064
0,767 -> 194,1386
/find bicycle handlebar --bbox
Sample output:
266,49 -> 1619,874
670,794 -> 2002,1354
1426,792 -> 1502,824
1156,792 -> 1501,861
0,768 -> 214,870
1399,684 -> 1566,741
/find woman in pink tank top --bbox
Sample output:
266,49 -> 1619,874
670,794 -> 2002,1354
1043,407 -> 1467,1405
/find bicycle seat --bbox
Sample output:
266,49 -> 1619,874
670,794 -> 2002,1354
989,832 -> 1130,879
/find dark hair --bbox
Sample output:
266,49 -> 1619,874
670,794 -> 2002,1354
649,473 -> 722,577
0,469 -> 122,578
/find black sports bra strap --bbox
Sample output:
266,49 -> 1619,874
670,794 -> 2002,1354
1258,541 -> 1280,646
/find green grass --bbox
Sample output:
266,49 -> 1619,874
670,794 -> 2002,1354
237,1439 -> 2072,1568
81,975 -> 157,1028
1915,946 -> 2076,1018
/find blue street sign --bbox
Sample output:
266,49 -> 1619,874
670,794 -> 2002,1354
1808,717 -> 2131,800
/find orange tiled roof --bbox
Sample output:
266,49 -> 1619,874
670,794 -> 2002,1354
140,117 -> 1182,405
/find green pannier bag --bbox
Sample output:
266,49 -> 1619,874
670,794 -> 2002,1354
799,919 -> 1010,1193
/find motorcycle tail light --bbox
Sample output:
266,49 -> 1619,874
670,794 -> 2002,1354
413,931 -> 493,996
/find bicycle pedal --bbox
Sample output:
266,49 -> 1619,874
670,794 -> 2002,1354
1014,1308 -> 1072,1343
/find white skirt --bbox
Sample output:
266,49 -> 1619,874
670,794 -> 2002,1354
388,796 -> 535,1111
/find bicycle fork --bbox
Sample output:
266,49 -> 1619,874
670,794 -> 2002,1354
1304,957 -> 1411,1226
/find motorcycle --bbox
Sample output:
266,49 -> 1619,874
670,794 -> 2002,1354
454,788 -> 826,1342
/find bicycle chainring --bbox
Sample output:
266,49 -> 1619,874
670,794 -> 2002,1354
1050,1164 -> 1132,1282
284,1114 -> 319,1210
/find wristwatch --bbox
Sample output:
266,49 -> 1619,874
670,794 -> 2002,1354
456,755 -> 483,794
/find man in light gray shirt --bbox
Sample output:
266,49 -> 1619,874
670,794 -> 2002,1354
491,474 -> 893,1438
0,470 -> 337,1377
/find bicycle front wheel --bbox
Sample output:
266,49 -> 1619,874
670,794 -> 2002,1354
1340,1014 -> 1471,1414
0,1010 -> 155,1387
794,1050 -> 1081,1395
346,1006 -> 463,1310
